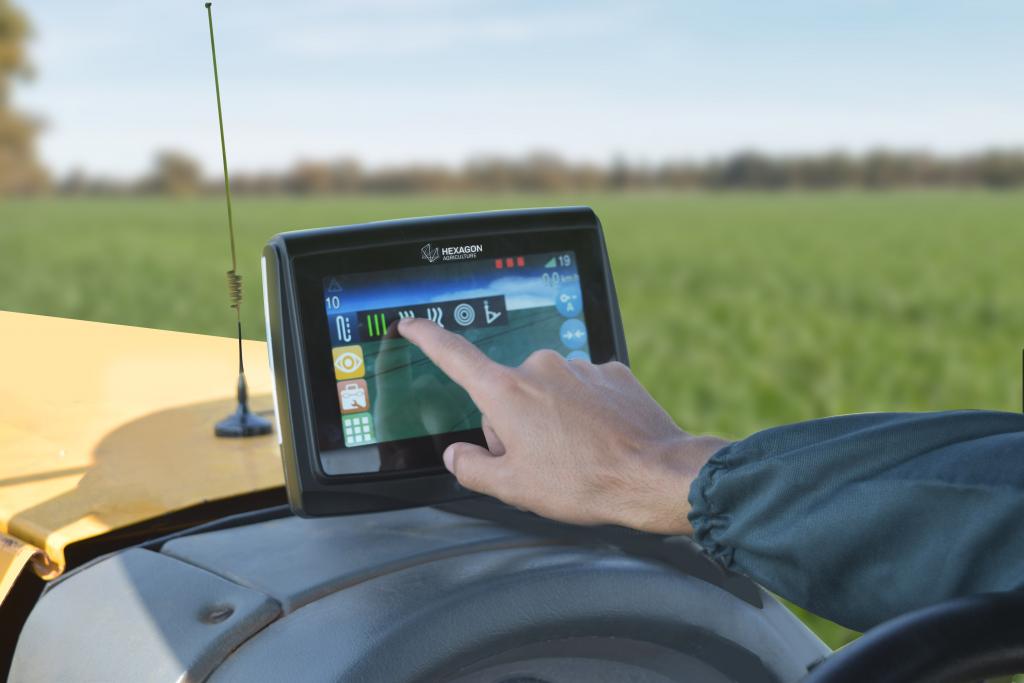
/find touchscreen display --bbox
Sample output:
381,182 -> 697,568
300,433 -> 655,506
320,250 -> 589,451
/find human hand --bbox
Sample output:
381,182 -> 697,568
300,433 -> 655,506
397,318 -> 730,535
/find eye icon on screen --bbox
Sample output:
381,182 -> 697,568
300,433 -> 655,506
332,345 -> 365,380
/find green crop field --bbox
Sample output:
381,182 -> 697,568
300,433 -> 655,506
2,191 -> 1023,648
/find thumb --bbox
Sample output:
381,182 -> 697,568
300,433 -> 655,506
444,442 -> 505,497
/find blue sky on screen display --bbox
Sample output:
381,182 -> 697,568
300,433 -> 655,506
327,262 -> 577,313
16,0 -> 1024,178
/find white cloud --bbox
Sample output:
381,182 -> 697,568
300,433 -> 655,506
429,275 -> 558,311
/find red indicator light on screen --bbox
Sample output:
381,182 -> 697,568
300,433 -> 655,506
495,259 -> 503,269
505,258 -> 514,268
516,256 -> 525,267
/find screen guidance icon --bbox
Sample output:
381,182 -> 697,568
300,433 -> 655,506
483,299 -> 502,325
453,303 -> 476,327
426,306 -> 444,327
334,314 -> 354,343
365,312 -> 389,338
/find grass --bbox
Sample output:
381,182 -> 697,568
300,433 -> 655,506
3,190 -> 1023,648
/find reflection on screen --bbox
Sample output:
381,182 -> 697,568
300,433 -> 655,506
322,251 -> 589,447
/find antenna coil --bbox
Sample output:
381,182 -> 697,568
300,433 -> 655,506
227,269 -> 243,309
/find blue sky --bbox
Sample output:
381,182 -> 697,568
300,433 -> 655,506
15,0 -> 1024,178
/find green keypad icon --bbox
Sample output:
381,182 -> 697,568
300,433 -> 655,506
342,412 -> 376,447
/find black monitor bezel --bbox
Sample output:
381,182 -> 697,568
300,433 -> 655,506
264,207 -> 628,516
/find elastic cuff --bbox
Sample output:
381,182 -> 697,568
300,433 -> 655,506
687,440 -> 738,567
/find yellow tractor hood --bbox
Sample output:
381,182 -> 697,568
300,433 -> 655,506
0,312 -> 283,602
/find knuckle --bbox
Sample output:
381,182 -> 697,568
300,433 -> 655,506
603,360 -> 632,377
523,348 -> 565,369
437,332 -> 464,356
568,358 -> 594,372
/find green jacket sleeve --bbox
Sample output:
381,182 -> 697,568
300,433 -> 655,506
687,410 -> 1024,632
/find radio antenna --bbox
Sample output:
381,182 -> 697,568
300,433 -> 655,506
206,1 -> 272,437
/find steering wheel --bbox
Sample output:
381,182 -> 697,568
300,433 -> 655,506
804,591 -> 1024,683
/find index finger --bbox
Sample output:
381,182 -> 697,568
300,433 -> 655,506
397,317 -> 507,407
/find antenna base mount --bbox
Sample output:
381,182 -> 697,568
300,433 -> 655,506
215,405 -> 273,438
215,371 -> 274,438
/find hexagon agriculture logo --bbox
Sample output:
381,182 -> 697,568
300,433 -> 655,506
421,242 -> 484,263
420,243 -> 440,263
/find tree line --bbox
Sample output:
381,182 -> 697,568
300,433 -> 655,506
43,148 -> 1024,197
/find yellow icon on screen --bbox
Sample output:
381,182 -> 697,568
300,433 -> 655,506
332,345 -> 365,380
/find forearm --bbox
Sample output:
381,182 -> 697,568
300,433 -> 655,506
687,410 -> 1024,631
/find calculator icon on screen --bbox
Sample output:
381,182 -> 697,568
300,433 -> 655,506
342,412 -> 376,447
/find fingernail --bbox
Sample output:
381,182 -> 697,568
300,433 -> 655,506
397,318 -> 412,334
442,446 -> 455,473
